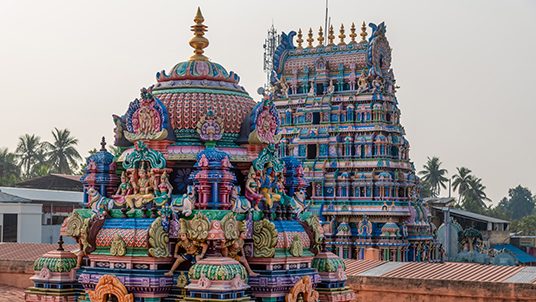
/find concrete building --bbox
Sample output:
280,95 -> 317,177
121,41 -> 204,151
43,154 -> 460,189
0,187 -> 82,243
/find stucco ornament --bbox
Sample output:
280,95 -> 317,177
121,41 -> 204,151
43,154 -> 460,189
148,217 -> 170,257
221,212 -> 240,242
110,234 -> 127,256
196,108 -> 224,142
253,219 -> 278,257
289,234 -> 304,257
285,276 -> 319,302
88,274 -> 134,302
184,212 -> 210,242
123,88 -> 170,142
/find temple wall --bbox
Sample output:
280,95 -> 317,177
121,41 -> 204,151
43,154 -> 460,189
0,260 -> 33,289
347,276 -> 536,302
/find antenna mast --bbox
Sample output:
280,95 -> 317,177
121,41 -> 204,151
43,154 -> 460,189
324,0 -> 329,46
263,23 -> 280,88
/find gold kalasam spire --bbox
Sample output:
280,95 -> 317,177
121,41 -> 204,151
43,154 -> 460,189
317,26 -> 324,47
327,25 -> 335,46
189,7 -> 209,61
360,21 -> 368,42
338,24 -> 346,45
349,22 -> 357,44
307,28 -> 314,48
296,28 -> 303,49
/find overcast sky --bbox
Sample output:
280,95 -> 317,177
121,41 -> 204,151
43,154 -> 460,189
0,0 -> 534,204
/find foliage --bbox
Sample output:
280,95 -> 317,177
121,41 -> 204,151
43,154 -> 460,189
452,167 -> 472,204
45,128 -> 82,174
511,215 -> 536,236
0,148 -> 20,185
418,157 -> 448,197
494,186 -> 534,221
16,134 -> 47,178
461,177 -> 490,213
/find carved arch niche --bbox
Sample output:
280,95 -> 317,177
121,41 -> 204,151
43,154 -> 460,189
285,276 -> 319,302
88,275 -> 134,302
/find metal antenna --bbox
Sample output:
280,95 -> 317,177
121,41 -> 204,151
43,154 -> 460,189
324,0 -> 329,46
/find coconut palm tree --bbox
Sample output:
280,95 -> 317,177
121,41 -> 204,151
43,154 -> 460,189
452,167 -> 472,204
418,157 -> 448,197
462,177 -> 490,213
16,134 -> 45,177
0,148 -> 20,185
45,128 -> 82,174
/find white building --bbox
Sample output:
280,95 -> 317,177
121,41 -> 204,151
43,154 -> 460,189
0,187 -> 82,243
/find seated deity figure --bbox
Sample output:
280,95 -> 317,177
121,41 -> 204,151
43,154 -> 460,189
356,71 -> 369,94
372,76 -> 384,93
259,165 -> 281,209
137,165 -> 152,195
245,167 -> 264,211
171,185 -> 195,217
129,171 -> 139,194
230,186 -> 251,214
154,171 -> 174,206
115,171 -> 132,196
164,229 -> 208,276
222,224 -> 259,277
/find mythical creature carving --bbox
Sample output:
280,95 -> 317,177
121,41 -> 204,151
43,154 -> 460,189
110,234 -> 127,256
289,234 -> 304,257
302,215 -> 324,255
148,217 -> 170,257
253,219 -> 278,258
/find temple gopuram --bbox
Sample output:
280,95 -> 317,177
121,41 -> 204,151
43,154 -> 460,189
269,23 -> 439,261
24,8 -> 355,302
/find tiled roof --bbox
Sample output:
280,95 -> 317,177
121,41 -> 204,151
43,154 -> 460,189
344,259 -> 536,284
0,243 -> 78,262
0,284 -> 24,301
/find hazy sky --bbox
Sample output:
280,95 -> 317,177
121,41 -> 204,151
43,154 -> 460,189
0,0 -> 534,205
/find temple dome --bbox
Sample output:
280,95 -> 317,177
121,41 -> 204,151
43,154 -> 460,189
150,9 -> 256,145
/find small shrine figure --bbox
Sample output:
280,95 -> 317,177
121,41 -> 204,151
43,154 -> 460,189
349,71 -> 357,91
164,229 -> 208,276
115,171 -> 132,196
154,171 -> 173,206
245,167 -> 263,211
222,223 -> 259,277
356,71 -> 369,94
171,185 -> 195,217
372,76 -> 384,93
137,165 -> 152,195
129,171 -> 139,194
259,164 -> 281,209
277,76 -> 290,98
326,79 -> 335,95
230,186 -> 251,214
307,81 -> 315,96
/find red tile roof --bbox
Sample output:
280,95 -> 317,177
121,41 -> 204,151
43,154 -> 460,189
0,243 -> 77,262
0,284 -> 24,301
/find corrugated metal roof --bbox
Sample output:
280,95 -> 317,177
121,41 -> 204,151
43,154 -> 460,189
493,244 -> 536,264
0,187 -> 82,203
0,191 -> 30,203
433,207 -> 510,224
344,259 -> 536,284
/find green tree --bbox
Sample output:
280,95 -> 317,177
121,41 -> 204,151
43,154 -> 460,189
452,167 -> 472,204
0,148 -> 20,185
418,157 -> 448,197
461,177 -> 490,213
499,186 -> 534,220
511,215 -> 536,235
16,134 -> 46,178
45,128 -> 82,174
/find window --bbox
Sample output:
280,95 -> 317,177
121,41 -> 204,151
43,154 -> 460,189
2,214 -> 17,242
312,112 -> 320,125
307,144 -> 317,159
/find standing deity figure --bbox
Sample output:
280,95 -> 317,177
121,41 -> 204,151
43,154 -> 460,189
349,71 -> 357,91
222,225 -> 259,277
259,166 -> 281,209
154,172 -> 174,206
308,81 -> 316,96
165,230 -> 208,276
278,77 -> 290,98
326,79 -> 335,95
356,71 -> 369,94
245,167 -> 264,211
129,171 -> 139,194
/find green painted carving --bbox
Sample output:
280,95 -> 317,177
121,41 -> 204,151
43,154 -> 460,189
148,217 -> 170,257
188,263 -> 247,281
221,212 -> 239,242
252,144 -> 284,173
253,219 -> 278,257
33,257 -> 77,273
110,234 -> 127,256
123,141 -> 166,169
304,215 -> 324,253
289,234 -> 304,257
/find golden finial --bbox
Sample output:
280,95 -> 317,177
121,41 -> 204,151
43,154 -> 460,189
338,24 -> 346,46
189,7 -> 209,61
307,28 -> 314,48
317,26 -> 324,47
296,28 -> 303,49
360,21 -> 368,43
327,25 -> 335,46
349,22 -> 357,44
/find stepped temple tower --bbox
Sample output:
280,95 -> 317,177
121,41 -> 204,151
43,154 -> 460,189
269,22 -> 439,261
26,8 -> 355,302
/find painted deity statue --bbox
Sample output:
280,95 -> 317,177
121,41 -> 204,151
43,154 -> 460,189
308,81 -> 315,96
326,79 -> 335,95
137,165 -> 152,195
230,186 -> 251,214
171,185 -> 195,217
164,229 -> 208,276
372,76 -> 384,93
356,70 -> 369,94
222,224 -> 259,276
115,172 -> 132,196
154,171 -> 173,206
245,167 -> 263,211
259,165 -> 281,209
